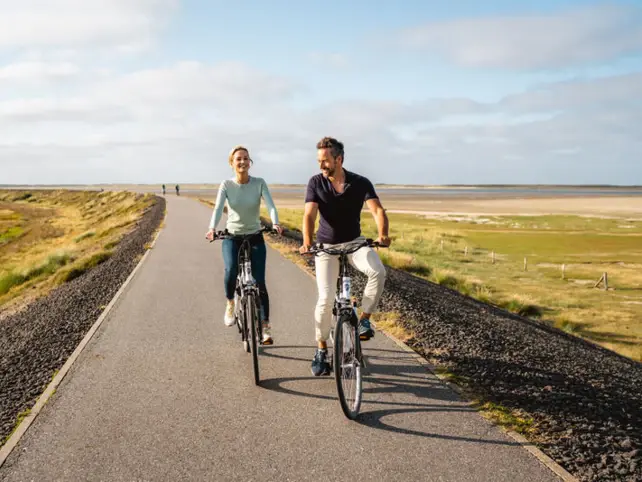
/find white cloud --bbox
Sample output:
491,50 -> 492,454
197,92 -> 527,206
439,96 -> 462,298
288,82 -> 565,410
499,72 -> 642,113
0,97 -> 130,122
0,61 -> 80,85
90,61 -> 302,108
397,4 -> 642,69
0,0 -> 177,52
0,60 -> 301,124
0,50 -> 639,185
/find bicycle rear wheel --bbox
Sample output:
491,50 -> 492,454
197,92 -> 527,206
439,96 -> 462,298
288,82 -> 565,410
246,292 -> 260,385
333,314 -> 362,419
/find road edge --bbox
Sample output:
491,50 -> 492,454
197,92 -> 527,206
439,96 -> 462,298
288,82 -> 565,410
0,210 -> 165,469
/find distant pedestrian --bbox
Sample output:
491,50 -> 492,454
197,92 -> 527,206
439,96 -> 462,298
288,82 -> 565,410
162,184 -> 166,195
175,184 -> 180,196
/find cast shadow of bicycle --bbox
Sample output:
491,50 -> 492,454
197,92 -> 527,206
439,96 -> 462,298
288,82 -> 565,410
259,345 -> 526,447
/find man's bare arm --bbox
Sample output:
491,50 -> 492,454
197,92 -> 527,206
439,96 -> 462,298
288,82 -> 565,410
301,201 -> 319,252
366,198 -> 390,246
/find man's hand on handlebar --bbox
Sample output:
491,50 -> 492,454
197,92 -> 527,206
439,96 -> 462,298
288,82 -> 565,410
299,243 -> 312,255
375,235 -> 391,247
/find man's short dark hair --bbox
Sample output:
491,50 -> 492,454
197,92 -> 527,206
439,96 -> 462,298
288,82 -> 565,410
316,136 -> 344,161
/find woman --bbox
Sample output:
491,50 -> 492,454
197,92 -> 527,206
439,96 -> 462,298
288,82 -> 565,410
206,145 -> 283,345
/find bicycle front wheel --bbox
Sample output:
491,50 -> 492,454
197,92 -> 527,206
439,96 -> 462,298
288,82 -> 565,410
246,292 -> 260,385
239,295 -> 250,353
333,315 -> 362,419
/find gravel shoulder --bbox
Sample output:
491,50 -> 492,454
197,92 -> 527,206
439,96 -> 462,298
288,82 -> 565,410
0,195 -> 165,445
267,226 -> 642,482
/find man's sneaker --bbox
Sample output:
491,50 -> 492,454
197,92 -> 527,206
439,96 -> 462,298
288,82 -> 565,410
359,318 -> 375,340
311,348 -> 331,376
261,323 -> 273,345
224,301 -> 235,326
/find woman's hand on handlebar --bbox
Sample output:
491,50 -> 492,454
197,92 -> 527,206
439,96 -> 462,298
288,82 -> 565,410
205,229 -> 215,242
273,224 -> 284,236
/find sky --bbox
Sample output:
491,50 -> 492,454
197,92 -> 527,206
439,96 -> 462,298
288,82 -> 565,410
1,0 -> 641,186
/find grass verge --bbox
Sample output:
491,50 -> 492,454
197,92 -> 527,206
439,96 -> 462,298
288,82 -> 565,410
0,189 -> 154,313
1,408 -> 31,446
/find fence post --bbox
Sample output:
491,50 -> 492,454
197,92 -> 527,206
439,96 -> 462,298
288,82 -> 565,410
491,251 -> 495,264
562,264 -> 566,279
524,257 -> 527,272
440,239 -> 444,252
464,246 -> 468,257
594,272 -> 609,290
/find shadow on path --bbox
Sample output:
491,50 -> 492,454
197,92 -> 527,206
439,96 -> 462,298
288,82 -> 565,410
260,346 -> 529,447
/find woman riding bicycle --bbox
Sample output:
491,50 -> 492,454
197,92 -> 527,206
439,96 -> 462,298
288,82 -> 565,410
205,145 -> 283,344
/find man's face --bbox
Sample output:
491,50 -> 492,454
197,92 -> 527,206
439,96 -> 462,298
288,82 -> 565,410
317,148 -> 340,178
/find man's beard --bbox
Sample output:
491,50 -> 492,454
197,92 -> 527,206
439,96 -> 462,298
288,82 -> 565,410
322,167 -> 335,178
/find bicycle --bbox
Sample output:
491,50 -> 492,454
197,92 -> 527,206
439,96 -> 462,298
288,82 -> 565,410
304,237 -> 386,420
210,225 -> 276,385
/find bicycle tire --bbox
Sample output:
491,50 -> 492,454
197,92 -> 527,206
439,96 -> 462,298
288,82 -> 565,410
239,297 -> 250,353
246,292 -> 260,385
333,314 -> 362,419
234,292 -> 243,335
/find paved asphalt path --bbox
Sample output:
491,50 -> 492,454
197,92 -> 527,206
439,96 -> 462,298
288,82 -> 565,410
0,195 -> 560,481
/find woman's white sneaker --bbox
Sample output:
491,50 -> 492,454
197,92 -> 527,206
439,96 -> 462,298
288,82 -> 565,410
262,323 -> 273,345
224,301 -> 235,326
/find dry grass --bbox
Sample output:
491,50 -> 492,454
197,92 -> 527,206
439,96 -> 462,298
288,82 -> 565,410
371,311 -> 414,343
0,189 -> 155,314
198,198 -> 215,209
263,234 -> 312,273
474,401 -> 536,436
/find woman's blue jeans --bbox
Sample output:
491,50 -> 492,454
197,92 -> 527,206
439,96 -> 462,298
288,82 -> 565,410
222,234 -> 269,321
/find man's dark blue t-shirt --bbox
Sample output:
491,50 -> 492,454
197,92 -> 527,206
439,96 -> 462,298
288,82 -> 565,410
305,169 -> 378,244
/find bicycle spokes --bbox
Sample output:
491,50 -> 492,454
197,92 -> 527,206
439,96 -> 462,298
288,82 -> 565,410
340,324 -> 359,390
334,317 -> 362,419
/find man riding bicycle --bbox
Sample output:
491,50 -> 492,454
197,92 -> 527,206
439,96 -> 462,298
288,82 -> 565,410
299,136 -> 391,376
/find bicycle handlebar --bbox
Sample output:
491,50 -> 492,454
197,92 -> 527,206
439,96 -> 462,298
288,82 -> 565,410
303,238 -> 388,256
208,225 -> 277,243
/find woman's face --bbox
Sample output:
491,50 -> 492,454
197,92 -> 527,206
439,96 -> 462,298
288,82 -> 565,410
231,149 -> 251,174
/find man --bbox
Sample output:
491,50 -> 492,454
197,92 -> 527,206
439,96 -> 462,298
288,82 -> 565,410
299,136 -> 391,376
